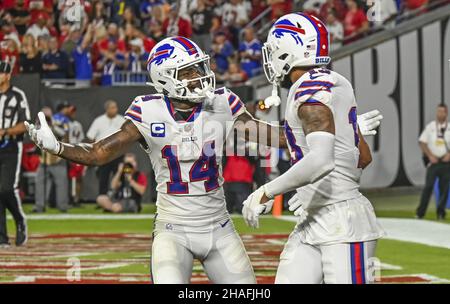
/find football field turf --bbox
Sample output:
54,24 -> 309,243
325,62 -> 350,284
1,191 -> 449,284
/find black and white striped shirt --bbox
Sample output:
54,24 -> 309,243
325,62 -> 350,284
0,85 -> 30,153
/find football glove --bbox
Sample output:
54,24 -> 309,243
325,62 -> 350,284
24,112 -> 61,155
242,186 -> 273,229
357,109 -> 383,136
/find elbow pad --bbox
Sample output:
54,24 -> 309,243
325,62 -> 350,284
265,131 -> 335,198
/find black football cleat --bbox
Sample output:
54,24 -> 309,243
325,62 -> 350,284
15,222 -> 28,246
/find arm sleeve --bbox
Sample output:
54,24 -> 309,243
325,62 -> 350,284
264,131 -> 336,198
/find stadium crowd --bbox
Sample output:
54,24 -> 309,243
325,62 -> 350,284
0,0 -> 448,87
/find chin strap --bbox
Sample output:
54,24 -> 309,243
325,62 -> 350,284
264,82 -> 281,108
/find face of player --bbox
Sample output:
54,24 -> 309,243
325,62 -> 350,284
437,106 -> 448,123
177,63 -> 206,93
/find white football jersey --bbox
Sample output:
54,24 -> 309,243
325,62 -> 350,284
284,67 -> 362,209
124,87 -> 245,227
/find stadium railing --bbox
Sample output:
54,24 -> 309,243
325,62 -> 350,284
111,72 -> 150,86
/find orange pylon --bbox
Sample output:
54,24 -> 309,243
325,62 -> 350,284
272,194 -> 283,217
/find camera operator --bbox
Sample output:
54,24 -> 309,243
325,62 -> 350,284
96,153 -> 147,213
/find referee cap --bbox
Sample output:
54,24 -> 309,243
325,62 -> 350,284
0,61 -> 12,74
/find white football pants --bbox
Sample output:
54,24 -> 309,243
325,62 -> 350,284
275,231 -> 378,284
151,217 -> 256,284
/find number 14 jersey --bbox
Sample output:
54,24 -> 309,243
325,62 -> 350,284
124,88 -> 245,226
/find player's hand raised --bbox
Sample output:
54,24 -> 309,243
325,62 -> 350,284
24,112 -> 61,155
357,109 -> 383,136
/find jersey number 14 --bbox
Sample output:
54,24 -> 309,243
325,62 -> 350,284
161,141 -> 220,194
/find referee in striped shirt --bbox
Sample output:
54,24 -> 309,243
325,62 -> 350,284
0,61 -> 30,248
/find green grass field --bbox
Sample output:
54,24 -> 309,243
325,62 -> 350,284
2,190 -> 450,283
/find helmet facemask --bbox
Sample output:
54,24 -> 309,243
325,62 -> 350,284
152,55 -> 215,103
262,41 -> 293,87
173,56 -> 215,102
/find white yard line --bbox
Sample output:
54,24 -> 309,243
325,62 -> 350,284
278,216 -> 450,250
6,213 -> 250,220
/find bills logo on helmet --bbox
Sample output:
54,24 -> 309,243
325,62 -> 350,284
147,44 -> 175,67
272,19 -> 305,45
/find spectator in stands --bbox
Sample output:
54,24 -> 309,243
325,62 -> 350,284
369,0 -> 398,28
86,100 -> 125,197
128,38 -> 149,73
98,23 -> 127,54
268,0 -> 293,21
19,34 -> 42,74
97,153 -> 147,213
140,0 -> 164,24
33,103 -> 71,213
344,0 -> 369,41
222,62 -> 248,87
211,32 -> 234,74
122,6 -> 141,28
148,20 -> 165,43
190,0 -> 214,52
97,40 -> 128,86
163,3 -> 192,38
73,24 -> 95,86
37,34 -> 50,55
61,25 -> 82,60
25,0 -> 53,25
319,0 -> 347,21
89,0 -> 108,27
7,0 -> 31,36
250,0 -> 268,20
326,9 -> 344,51
25,11 -> 50,39
221,0 -> 250,28
416,103 -> 450,221
110,0 -> 140,25
221,0 -> 250,48
0,19 -> 20,48
41,36 -> 69,79
0,34 -> 20,75
303,0 -> 327,17
239,27 -> 262,78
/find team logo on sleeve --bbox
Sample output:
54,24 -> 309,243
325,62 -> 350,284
151,123 -> 165,137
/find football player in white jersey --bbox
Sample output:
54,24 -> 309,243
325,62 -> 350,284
24,36 -> 285,284
242,13 -> 385,284
25,36 -> 381,284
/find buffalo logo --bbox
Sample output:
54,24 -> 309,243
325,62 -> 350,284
147,44 -> 175,67
272,19 -> 305,45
